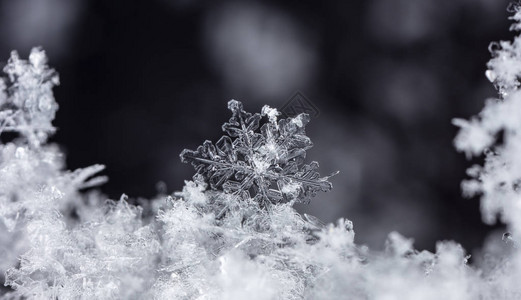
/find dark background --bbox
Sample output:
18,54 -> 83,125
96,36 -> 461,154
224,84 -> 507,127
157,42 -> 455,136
0,0 -> 514,252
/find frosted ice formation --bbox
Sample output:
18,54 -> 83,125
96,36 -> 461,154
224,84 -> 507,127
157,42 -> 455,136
0,48 -> 60,146
454,3 -> 521,233
180,100 -> 336,206
5,5 -> 521,298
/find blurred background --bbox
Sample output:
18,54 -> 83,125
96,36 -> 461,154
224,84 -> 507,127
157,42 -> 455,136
0,0 -> 514,252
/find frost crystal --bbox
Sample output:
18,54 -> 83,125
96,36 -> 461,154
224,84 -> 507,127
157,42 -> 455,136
0,48 -> 59,146
453,3 -> 521,233
7,7 -> 521,297
180,100 -> 336,206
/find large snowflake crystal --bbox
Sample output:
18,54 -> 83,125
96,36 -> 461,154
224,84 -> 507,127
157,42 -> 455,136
180,100 -> 336,206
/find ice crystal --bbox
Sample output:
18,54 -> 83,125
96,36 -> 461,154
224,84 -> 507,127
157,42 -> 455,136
0,47 -> 59,146
180,100 -> 336,206
6,6 -> 521,298
453,2 -> 521,233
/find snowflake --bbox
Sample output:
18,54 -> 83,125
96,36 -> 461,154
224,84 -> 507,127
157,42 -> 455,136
180,100 -> 337,206
0,47 -> 59,146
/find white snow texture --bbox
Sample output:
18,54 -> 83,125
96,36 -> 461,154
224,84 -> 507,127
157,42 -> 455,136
2,6 -> 521,299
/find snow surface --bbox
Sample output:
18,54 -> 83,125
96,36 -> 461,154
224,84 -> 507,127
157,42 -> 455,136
3,6 -> 521,299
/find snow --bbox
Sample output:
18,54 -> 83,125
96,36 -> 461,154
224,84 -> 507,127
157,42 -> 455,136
4,5 -> 521,298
